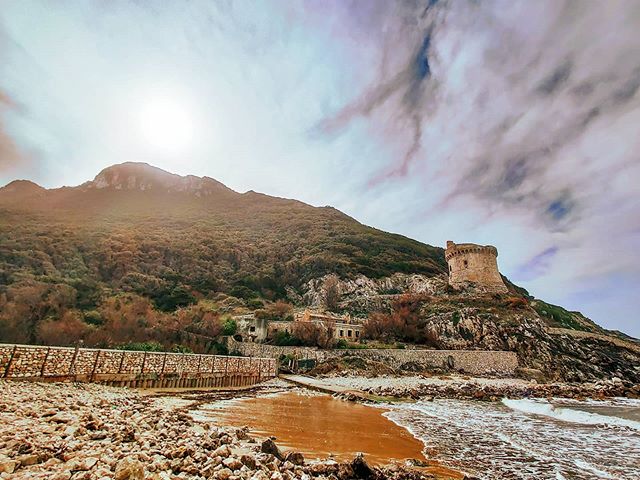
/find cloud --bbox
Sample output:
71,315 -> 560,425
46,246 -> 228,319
0,0 -> 638,335
0,90 -> 30,174
313,0 -> 640,334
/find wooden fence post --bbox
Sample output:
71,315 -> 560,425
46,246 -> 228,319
91,350 -> 101,382
118,351 -> 126,374
3,345 -> 18,378
141,351 -> 148,374
69,342 -> 82,376
40,347 -> 51,377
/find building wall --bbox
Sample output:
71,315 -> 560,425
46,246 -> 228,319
0,344 -> 277,388
445,241 -> 508,293
228,338 -> 519,375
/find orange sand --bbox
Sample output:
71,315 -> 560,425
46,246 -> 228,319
206,391 -> 463,478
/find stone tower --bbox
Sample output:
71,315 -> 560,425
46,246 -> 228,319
445,241 -> 508,293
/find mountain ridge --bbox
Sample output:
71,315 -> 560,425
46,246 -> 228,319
0,163 -> 637,382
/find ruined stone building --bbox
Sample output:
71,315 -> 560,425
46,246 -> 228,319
235,309 -> 363,343
445,241 -> 508,293
294,309 -> 363,341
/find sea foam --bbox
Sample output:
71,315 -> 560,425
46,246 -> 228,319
502,398 -> 640,430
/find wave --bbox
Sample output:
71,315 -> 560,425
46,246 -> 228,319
502,398 -> 640,431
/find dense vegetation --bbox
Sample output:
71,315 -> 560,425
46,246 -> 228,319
0,164 -> 446,349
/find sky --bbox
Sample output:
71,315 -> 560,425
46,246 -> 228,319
0,0 -> 639,337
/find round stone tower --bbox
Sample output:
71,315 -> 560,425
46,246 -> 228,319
445,241 -> 508,293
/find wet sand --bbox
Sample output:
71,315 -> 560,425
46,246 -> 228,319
199,390 -> 463,478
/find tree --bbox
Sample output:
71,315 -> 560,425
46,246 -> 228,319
37,311 -> 90,346
292,320 -> 335,348
364,294 -> 426,344
322,276 -> 341,312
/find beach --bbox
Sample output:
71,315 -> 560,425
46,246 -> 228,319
2,376 -> 639,479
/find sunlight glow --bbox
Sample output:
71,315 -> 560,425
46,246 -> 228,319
136,92 -> 196,155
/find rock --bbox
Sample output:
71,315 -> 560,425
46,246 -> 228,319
215,467 -> 233,479
114,457 -> 145,480
240,454 -> 257,469
261,439 -> 283,460
309,463 -> 327,475
284,451 -> 305,466
68,457 -> 99,471
337,463 -> 355,479
351,453 -> 374,479
49,412 -> 74,423
17,454 -> 40,466
212,445 -> 231,458
0,460 -> 17,474
222,457 -> 242,470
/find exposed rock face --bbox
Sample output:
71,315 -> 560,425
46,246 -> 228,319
86,162 -> 232,196
300,273 -> 448,313
298,273 -> 640,383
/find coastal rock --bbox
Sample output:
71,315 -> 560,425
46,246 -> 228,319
284,451 -> 305,465
114,457 -> 144,480
215,467 -> 233,479
0,459 -> 17,474
261,439 -> 283,460
241,454 -> 257,469
351,453 -> 374,479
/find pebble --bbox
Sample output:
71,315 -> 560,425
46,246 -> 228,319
0,379 -> 429,479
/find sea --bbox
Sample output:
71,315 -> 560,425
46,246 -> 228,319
383,396 -> 640,479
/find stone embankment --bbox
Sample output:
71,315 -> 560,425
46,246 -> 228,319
0,380 -> 439,479
1,344 -> 276,389
229,339 -> 518,376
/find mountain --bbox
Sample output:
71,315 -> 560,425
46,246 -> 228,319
0,163 -> 637,383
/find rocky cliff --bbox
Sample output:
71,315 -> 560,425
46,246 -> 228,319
297,274 -> 640,383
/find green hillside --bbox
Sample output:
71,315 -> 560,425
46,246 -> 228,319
0,163 -> 445,346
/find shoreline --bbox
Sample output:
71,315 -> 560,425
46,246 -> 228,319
2,374 -> 638,479
295,373 -> 640,402
0,379 -> 461,479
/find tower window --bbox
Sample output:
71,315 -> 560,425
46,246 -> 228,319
463,260 -> 468,268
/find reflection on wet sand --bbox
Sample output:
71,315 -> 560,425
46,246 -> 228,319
207,391 -> 423,464
201,390 -> 462,478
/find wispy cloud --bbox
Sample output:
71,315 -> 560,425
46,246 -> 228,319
0,0 -> 638,335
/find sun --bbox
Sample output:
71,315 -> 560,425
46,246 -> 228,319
136,91 -> 196,155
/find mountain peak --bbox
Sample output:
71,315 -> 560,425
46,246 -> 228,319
88,162 -> 232,196
1,179 -> 45,192
0,180 -> 46,202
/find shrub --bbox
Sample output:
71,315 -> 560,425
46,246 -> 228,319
273,331 -> 304,346
364,294 -> 427,344
83,310 -> 103,326
221,317 -> 237,336
292,321 -> 335,348
116,341 -> 164,352
171,344 -> 193,353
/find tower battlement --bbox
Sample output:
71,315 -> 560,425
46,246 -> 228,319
445,241 -> 508,293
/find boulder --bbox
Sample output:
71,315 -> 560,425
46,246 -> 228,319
351,453 -> 374,479
240,454 -> 257,469
215,467 -> 233,479
284,451 -> 305,466
114,457 -> 145,480
0,460 -> 18,474
261,439 -> 283,460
